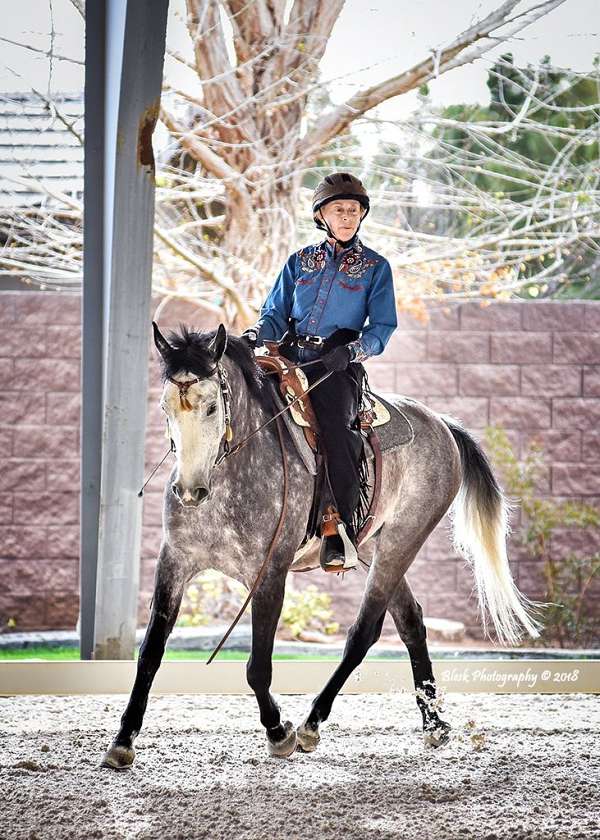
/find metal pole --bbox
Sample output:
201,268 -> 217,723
81,0 -> 169,660
80,0 -> 107,660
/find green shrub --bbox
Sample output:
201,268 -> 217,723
177,572 -> 339,640
280,584 -> 339,639
177,570 -> 247,627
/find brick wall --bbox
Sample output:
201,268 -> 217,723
0,293 -> 599,640
0,293 -> 82,631
380,301 -> 600,639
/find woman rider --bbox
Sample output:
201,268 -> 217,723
242,172 -> 398,571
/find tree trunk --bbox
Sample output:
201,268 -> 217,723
157,0 -> 568,323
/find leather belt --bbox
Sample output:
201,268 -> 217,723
294,333 -> 326,347
282,320 -> 360,353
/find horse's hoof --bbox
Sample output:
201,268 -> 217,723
101,742 -> 136,770
296,722 -> 320,753
423,719 -> 451,749
267,720 -> 297,758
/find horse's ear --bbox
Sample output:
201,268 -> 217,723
207,323 -> 227,362
152,321 -> 172,360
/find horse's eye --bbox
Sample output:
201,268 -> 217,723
207,403 -> 217,416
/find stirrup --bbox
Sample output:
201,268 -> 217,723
320,506 -> 358,572
337,521 -> 358,570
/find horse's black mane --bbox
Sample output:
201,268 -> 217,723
159,324 -> 269,403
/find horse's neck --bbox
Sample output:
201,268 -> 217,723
225,357 -> 273,449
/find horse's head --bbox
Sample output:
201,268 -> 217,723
152,321 -> 230,506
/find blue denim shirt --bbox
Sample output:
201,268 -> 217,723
255,236 -> 397,362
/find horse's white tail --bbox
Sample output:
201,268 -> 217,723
442,416 -> 545,646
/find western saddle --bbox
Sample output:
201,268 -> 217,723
256,340 -> 389,558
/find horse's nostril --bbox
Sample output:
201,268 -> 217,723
194,487 -> 209,503
171,483 -> 208,504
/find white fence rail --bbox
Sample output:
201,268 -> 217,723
0,660 -> 597,695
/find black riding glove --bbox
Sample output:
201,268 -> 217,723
241,328 -> 259,350
321,344 -> 352,372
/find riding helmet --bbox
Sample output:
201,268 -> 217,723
312,172 -> 370,244
312,172 -> 370,216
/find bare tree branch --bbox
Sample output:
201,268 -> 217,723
154,224 -> 255,322
0,35 -> 83,65
186,0 -> 259,150
295,0 -> 566,162
159,105 -> 252,208
30,85 -> 84,145
68,0 -> 85,18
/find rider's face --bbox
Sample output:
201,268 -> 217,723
320,199 -> 364,241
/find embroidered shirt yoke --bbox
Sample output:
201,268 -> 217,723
255,237 -> 398,362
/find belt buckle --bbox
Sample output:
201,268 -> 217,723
309,335 -> 324,346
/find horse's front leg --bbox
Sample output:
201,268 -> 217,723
296,588 -> 387,753
102,550 -> 184,770
246,567 -> 296,758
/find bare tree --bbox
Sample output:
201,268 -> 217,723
369,54 -> 600,316
5,0 -> 600,325
158,0 -> 568,323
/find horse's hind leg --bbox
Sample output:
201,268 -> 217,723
246,567 -> 297,758
102,552 -> 184,770
388,577 -> 451,747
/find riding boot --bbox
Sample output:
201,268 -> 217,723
319,507 -> 358,573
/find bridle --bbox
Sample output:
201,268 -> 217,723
165,361 -> 234,467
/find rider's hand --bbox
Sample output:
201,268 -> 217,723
321,344 -> 352,372
241,328 -> 259,351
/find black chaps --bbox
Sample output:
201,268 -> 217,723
278,322 -> 366,533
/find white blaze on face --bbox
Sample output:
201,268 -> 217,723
160,374 -> 224,500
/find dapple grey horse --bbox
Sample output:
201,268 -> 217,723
102,323 -> 543,768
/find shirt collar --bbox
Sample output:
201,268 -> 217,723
323,234 -> 361,256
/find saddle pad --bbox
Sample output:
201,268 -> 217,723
370,394 -> 415,452
268,382 -> 414,474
